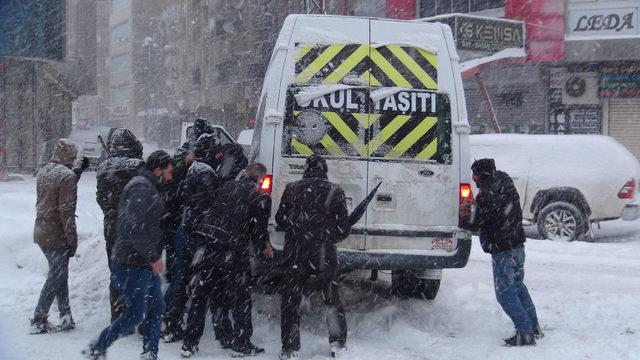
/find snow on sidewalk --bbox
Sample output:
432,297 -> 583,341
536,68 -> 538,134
1,174 -> 639,359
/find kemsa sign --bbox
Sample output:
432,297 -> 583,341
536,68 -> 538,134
569,7 -> 639,37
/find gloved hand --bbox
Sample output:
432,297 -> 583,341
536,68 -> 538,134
79,156 -> 90,172
67,244 -> 77,258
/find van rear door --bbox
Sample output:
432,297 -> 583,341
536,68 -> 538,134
278,16 -> 372,250
364,20 -> 459,250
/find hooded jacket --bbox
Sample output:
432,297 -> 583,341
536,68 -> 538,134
194,176 -> 271,259
469,158 -> 526,254
34,139 -> 79,249
180,134 -> 221,235
112,170 -> 165,267
275,155 -> 350,270
216,143 -> 248,182
96,129 -> 145,252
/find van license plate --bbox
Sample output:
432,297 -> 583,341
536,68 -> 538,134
432,237 -> 454,252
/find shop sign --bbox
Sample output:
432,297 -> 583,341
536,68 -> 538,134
112,102 -> 129,118
456,16 -> 524,52
569,7 -> 638,37
599,62 -> 640,97
425,15 -> 525,53
549,106 -> 602,134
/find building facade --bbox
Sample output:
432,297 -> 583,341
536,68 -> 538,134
1,0 -> 99,172
108,0 -> 180,144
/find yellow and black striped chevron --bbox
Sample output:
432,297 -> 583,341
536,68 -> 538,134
294,43 -> 438,89
283,89 -> 452,162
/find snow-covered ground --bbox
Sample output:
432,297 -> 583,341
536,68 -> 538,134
1,173 -> 639,360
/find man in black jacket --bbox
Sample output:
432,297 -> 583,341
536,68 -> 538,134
181,162 -> 272,358
464,158 -> 541,347
96,128 -> 144,322
164,133 -> 221,342
275,155 -> 351,359
86,150 -> 173,360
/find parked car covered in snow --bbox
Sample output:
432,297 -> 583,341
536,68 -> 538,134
470,134 -> 640,241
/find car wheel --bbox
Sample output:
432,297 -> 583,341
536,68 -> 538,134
392,270 -> 441,300
537,201 -> 589,241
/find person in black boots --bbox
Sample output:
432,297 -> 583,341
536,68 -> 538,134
181,162 -> 272,358
164,133 -> 222,344
462,158 -> 542,346
96,128 -> 144,323
85,150 -> 173,360
275,155 -> 351,359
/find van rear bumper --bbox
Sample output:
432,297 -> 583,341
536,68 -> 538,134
338,233 -> 472,270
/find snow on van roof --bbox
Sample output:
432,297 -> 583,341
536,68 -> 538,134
288,15 -> 444,54
470,134 -> 640,187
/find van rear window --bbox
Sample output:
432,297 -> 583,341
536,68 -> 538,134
281,86 -> 452,164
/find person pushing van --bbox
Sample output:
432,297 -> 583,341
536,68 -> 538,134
463,158 -> 543,346
276,155 -> 351,359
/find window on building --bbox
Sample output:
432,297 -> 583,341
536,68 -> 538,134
419,0 -> 504,17
111,85 -> 130,104
470,0 -> 504,12
111,0 -> 130,13
110,54 -> 129,74
193,67 -> 201,87
110,21 -> 130,44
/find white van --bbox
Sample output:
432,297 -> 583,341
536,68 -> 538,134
252,15 -> 473,299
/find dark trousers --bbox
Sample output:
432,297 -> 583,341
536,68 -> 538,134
183,244 -> 252,348
164,235 -> 196,334
33,245 -> 71,322
492,245 -> 539,333
163,225 -> 184,312
280,264 -> 347,352
104,213 -> 124,322
94,263 -> 165,355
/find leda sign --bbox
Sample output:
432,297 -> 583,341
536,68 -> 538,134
569,7 -> 638,37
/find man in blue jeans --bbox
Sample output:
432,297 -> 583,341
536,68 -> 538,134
85,150 -> 174,360
462,158 -> 543,346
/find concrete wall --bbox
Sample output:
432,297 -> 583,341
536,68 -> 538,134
1,59 -> 73,171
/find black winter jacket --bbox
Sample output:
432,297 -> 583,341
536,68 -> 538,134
112,170 -> 165,267
275,169 -> 350,271
96,130 -> 144,251
96,130 -> 144,215
470,170 -> 526,254
194,177 -> 271,258
180,160 -> 221,234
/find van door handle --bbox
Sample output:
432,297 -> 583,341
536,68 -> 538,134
418,169 -> 435,177
377,194 -> 392,202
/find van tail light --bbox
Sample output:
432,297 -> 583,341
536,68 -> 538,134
617,178 -> 636,199
460,183 -> 473,202
260,174 -> 273,193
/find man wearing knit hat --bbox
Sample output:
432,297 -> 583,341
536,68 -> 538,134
465,158 -> 542,346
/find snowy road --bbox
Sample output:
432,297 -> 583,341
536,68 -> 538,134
1,174 -> 639,360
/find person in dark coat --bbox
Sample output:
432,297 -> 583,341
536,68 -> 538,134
215,143 -> 249,182
31,139 -> 87,334
85,150 -> 173,360
275,155 -> 351,359
95,128 -> 144,322
463,158 -> 542,346
181,162 -> 273,357
163,133 -> 222,343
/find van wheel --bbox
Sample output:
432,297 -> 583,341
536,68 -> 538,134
392,270 -> 441,300
537,201 -> 589,241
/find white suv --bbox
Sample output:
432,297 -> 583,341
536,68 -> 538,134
471,134 -> 640,241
